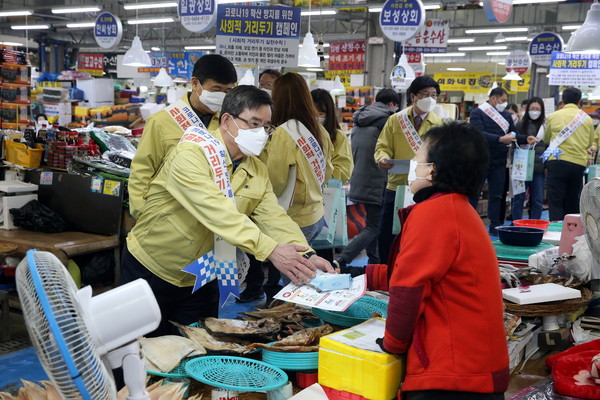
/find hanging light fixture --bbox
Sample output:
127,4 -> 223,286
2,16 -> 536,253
502,69 -> 523,81
122,0 -> 152,67
238,69 -> 255,86
297,3 -> 320,67
330,76 -> 345,96
564,1 -> 600,53
154,67 -> 173,87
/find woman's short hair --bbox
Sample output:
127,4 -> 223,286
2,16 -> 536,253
424,122 -> 490,198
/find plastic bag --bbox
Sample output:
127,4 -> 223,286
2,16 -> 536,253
568,235 -> 593,281
9,200 -> 67,233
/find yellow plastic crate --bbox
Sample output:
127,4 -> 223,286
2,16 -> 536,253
5,141 -> 43,168
318,318 -> 405,400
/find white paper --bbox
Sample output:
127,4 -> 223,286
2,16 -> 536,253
326,318 -> 388,353
274,274 -> 366,311
289,383 -> 329,400
388,159 -> 410,174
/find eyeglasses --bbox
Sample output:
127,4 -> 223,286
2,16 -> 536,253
417,91 -> 438,99
234,115 -> 276,135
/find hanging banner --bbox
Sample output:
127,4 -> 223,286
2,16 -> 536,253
138,51 -> 168,75
433,72 -> 530,94
167,52 -> 204,80
328,41 -> 366,72
379,0 -> 425,43
216,5 -> 301,67
404,19 -> 449,54
178,0 -> 218,33
529,32 -> 564,67
94,11 -> 123,49
549,51 -> 600,86
406,52 -> 425,77
482,0 -> 513,23
77,53 -> 104,77
505,50 -> 531,76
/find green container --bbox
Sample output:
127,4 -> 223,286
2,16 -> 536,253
493,240 -> 555,261
548,222 -> 564,232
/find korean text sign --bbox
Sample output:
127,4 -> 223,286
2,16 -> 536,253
328,42 -> 366,72
549,51 -> 600,86
404,19 -> 448,54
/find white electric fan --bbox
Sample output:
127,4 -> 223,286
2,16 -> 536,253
580,178 -> 600,280
16,249 -> 161,400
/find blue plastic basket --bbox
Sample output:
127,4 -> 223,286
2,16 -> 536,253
146,359 -> 190,379
260,342 -> 319,371
185,356 -> 288,392
311,297 -> 388,327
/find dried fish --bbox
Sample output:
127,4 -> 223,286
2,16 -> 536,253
140,335 -> 206,373
40,381 -> 61,400
204,317 -> 280,339
0,392 -> 14,400
274,324 -> 333,346
172,322 -> 255,355
248,343 -> 320,353
20,380 -> 45,400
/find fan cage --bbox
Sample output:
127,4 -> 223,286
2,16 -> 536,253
16,250 -> 116,400
581,180 -> 600,255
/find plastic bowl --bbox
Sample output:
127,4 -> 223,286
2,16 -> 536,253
513,219 -> 551,231
496,226 -> 545,247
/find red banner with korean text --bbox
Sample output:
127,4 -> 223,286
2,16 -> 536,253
328,41 -> 366,72
77,53 -> 104,77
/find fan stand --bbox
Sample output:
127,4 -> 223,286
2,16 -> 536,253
105,342 -> 149,400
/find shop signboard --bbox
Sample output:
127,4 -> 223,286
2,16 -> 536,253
505,50 -> 531,75
482,0 -> 513,23
178,0 -> 217,33
77,53 -> 104,77
379,0 -> 425,43
404,19 -> 449,54
406,52 -> 425,77
529,32 -> 563,67
328,41 -> 366,72
433,71 -> 530,94
94,11 -> 123,49
166,52 -> 204,80
138,51 -> 168,75
216,5 -> 301,67
549,51 -> 600,86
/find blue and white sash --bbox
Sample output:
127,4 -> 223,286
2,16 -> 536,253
179,126 -> 239,306
542,110 -> 588,162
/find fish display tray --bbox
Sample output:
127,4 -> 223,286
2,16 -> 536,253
147,359 -> 190,379
311,297 -> 388,327
185,356 -> 288,391
260,342 -> 319,371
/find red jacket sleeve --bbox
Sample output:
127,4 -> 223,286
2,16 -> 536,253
365,264 -> 389,291
382,204 -> 459,354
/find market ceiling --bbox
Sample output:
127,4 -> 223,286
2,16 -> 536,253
0,0 -> 590,67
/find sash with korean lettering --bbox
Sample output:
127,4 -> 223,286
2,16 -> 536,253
542,110 -> 588,162
478,102 -> 510,134
179,126 -> 239,306
166,98 -> 204,132
281,120 -> 326,188
396,108 -> 423,153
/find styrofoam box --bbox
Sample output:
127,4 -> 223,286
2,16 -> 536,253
0,180 -> 38,193
502,283 -> 581,305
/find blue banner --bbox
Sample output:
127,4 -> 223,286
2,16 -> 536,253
167,51 -> 204,80
216,5 -> 300,39
549,51 -> 600,86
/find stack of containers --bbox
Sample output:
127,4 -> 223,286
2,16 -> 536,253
0,49 -> 31,130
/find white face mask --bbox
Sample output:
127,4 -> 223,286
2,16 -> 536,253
495,102 -> 508,112
197,84 -> 226,113
528,110 -> 541,121
415,97 -> 437,113
228,118 -> 269,157
407,159 -> 432,186
261,88 -> 272,97
317,117 -> 326,125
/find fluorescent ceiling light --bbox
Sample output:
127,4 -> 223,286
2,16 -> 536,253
447,38 -> 475,43
11,24 -> 49,30
422,52 -> 466,57
562,25 -> 582,31
513,0 -> 565,3
424,3 -> 442,10
447,67 -> 466,71
0,41 -> 23,46
299,43 -> 330,48
498,62 -> 506,65
307,68 -> 324,72
465,27 -> 528,34
486,51 -> 511,55
0,10 -> 32,17
495,36 -> 529,43
184,45 -> 216,50
219,0 -> 265,3
368,7 -> 382,12
66,22 -> 95,28
301,10 -> 336,16
151,47 -> 160,51
124,2 -> 177,10
458,45 -> 508,51
128,17 -> 174,25
52,6 -> 101,14
324,55 -> 330,58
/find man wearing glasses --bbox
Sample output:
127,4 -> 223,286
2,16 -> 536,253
122,85 -> 333,336
375,76 -> 444,265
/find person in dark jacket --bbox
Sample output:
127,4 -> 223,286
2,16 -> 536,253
333,89 -> 399,270
512,97 -> 548,220
469,87 -> 537,234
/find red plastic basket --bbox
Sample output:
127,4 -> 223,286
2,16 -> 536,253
513,219 -> 551,230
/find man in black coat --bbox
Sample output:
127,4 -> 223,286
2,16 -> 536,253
469,87 -> 537,235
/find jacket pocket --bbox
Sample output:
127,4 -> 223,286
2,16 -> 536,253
412,320 -> 430,369
167,212 -> 197,241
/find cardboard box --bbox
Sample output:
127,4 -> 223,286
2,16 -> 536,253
538,327 -> 571,352
319,318 -> 404,400
1,64 -> 30,84
1,83 -> 30,104
43,102 -> 72,126
1,103 -> 30,123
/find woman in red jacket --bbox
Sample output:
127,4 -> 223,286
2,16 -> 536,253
380,122 -> 509,400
